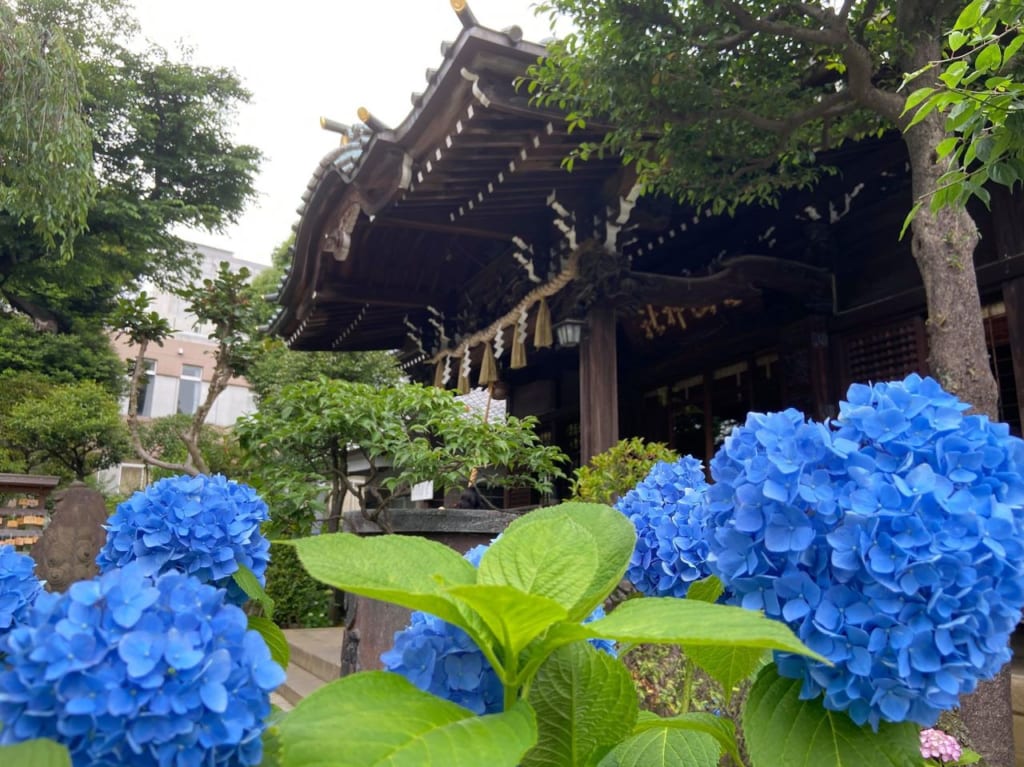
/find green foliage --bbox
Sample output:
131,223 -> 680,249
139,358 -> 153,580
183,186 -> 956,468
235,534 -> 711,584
247,615 -> 290,672
523,643 -> 638,767
2,379 -> 128,480
0,739 -> 72,767
743,666 -> 921,767
276,673 -> 537,767
904,0 -> 1024,212
0,314 -> 124,394
264,543 -> 331,629
597,727 -> 721,767
274,503 -> 919,766
0,4 -> 94,255
237,380 -> 568,529
572,437 -> 679,504
525,1 -> 902,212
1,0 -> 261,329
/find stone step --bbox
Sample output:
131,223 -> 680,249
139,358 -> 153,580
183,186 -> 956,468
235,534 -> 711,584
285,627 -> 344,683
277,659 -> 328,708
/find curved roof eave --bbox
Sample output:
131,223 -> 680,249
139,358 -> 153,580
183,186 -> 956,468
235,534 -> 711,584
268,22 -> 548,341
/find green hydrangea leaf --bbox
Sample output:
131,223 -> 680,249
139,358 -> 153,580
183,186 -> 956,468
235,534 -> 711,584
285,533 -> 478,632
478,502 -> 635,620
248,615 -> 290,671
277,671 -> 537,766
0,740 -> 72,767
683,643 -> 768,700
234,563 -> 275,619
596,728 -> 721,767
685,575 -> 724,604
445,584 -> 568,661
635,712 -> 742,767
522,643 -> 638,767
579,598 -> 826,661
743,666 -> 921,767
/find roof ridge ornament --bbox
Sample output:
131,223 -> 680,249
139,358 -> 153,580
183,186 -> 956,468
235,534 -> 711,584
451,0 -> 478,28
357,107 -> 390,134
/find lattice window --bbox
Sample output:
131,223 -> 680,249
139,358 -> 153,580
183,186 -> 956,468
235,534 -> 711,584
839,316 -> 928,389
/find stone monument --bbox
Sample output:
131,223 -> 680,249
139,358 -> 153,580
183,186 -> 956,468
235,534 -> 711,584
30,482 -> 108,592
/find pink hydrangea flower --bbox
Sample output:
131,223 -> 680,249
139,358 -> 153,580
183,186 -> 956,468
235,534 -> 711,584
920,728 -> 962,763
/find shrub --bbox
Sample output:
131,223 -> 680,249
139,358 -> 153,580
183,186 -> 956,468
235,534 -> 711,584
265,543 -> 332,629
572,437 -> 679,505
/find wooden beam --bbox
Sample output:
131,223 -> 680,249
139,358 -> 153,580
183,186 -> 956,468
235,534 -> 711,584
579,303 -> 619,464
626,255 -> 831,309
314,284 -> 450,309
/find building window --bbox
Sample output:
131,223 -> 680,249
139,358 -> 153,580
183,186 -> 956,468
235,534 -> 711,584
177,364 -> 203,415
137,359 -> 157,417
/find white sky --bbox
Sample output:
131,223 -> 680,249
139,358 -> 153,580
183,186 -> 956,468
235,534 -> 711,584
129,1 -> 556,266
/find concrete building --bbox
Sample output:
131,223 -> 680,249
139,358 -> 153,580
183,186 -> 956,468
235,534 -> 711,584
102,244 -> 265,494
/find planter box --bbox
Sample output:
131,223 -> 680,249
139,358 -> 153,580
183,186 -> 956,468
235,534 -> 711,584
339,507 -> 524,675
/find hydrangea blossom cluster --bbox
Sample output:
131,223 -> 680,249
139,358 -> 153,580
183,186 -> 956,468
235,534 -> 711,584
919,728 -> 963,763
615,457 -> 712,597
0,562 -> 285,766
382,543 -> 616,714
704,374 -> 1024,729
0,545 -> 42,635
97,474 -> 270,605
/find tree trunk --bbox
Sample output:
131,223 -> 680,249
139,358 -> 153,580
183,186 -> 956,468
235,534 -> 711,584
904,113 -> 1010,767
904,119 -> 999,416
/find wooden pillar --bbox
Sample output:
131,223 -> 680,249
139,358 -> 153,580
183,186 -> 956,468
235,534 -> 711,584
579,302 -> 619,464
1003,278 -> 1024,423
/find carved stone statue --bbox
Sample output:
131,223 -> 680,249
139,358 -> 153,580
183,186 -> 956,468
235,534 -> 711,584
30,482 -> 108,593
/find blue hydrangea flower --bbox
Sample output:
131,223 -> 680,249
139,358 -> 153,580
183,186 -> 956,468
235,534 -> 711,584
704,374 -> 1024,730
0,562 -> 285,766
0,545 -> 42,635
97,475 -> 270,605
615,457 -> 712,597
382,543 -> 616,714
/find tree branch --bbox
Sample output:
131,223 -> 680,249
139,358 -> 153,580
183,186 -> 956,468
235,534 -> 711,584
718,0 -> 846,46
852,0 -> 880,44
841,33 -> 906,123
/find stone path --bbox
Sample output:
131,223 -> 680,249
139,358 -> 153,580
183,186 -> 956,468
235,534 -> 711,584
273,627 -> 345,711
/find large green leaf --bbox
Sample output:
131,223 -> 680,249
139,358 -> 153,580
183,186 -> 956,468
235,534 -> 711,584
277,671 -> 537,767
635,711 -> 742,767
234,563 -> 275,619
0,740 -> 72,767
683,644 -> 768,699
522,643 -> 638,767
478,502 -> 635,620
248,615 -> 291,671
445,584 -> 568,663
596,728 -> 721,767
286,533 -> 478,631
579,598 -> 826,662
743,667 -> 921,767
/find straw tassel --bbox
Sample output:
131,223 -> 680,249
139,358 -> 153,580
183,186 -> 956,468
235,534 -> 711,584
511,309 -> 528,369
478,341 -> 498,386
457,349 -> 471,394
534,297 -> 553,349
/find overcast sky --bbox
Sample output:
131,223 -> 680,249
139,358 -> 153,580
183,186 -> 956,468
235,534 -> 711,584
130,1 -> 556,266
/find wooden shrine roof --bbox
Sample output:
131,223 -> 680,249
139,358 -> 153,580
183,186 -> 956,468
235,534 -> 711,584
270,2 -> 913,377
